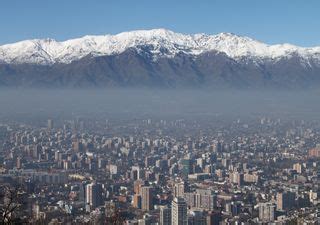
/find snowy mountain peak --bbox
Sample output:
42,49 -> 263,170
0,29 -> 319,65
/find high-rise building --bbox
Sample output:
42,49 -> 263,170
206,211 -> 222,225
171,197 -> 188,225
138,216 -> 152,225
277,191 -> 296,211
32,202 -> 41,220
230,201 -> 241,216
109,164 -> 118,175
309,189 -> 320,204
131,166 -> 145,180
133,194 -> 142,209
79,181 -> 88,203
173,182 -> 185,198
229,171 -> 244,186
309,147 -> 320,158
86,182 -> 103,210
159,205 -> 171,225
134,180 -> 144,195
16,156 -> 21,169
293,163 -> 302,174
184,189 -> 216,210
215,142 -> 223,153
72,139 -> 81,152
244,173 -> 259,183
141,186 -> 153,211
188,211 -> 206,225
47,119 -> 53,130
180,158 -> 194,177
259,202 -> 275,222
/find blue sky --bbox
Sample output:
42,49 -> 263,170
0,0 -> 319,46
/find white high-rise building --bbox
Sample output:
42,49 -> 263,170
172,197 -> 188,225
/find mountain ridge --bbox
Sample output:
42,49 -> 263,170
1,29 -> 320,65
1,29 -> 320,89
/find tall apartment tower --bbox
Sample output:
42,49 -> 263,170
86,182 -> 103,210
171,197 -> 188,225
259,202 -> 275,222
160,205 -> 172,225
173,182 -> 185,198
277,191 -> 296,211
47,119 -> 53,130
141,186 -> 153,211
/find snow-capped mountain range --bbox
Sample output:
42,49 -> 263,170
1,28 -> 320,65
1,29 -> 320,89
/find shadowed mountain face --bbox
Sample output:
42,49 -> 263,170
1,48 -> 320,89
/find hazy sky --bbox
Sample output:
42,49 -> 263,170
1,0 -> 319,46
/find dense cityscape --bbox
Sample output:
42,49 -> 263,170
1,114 -> 320,224
2,0 -> 320,225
